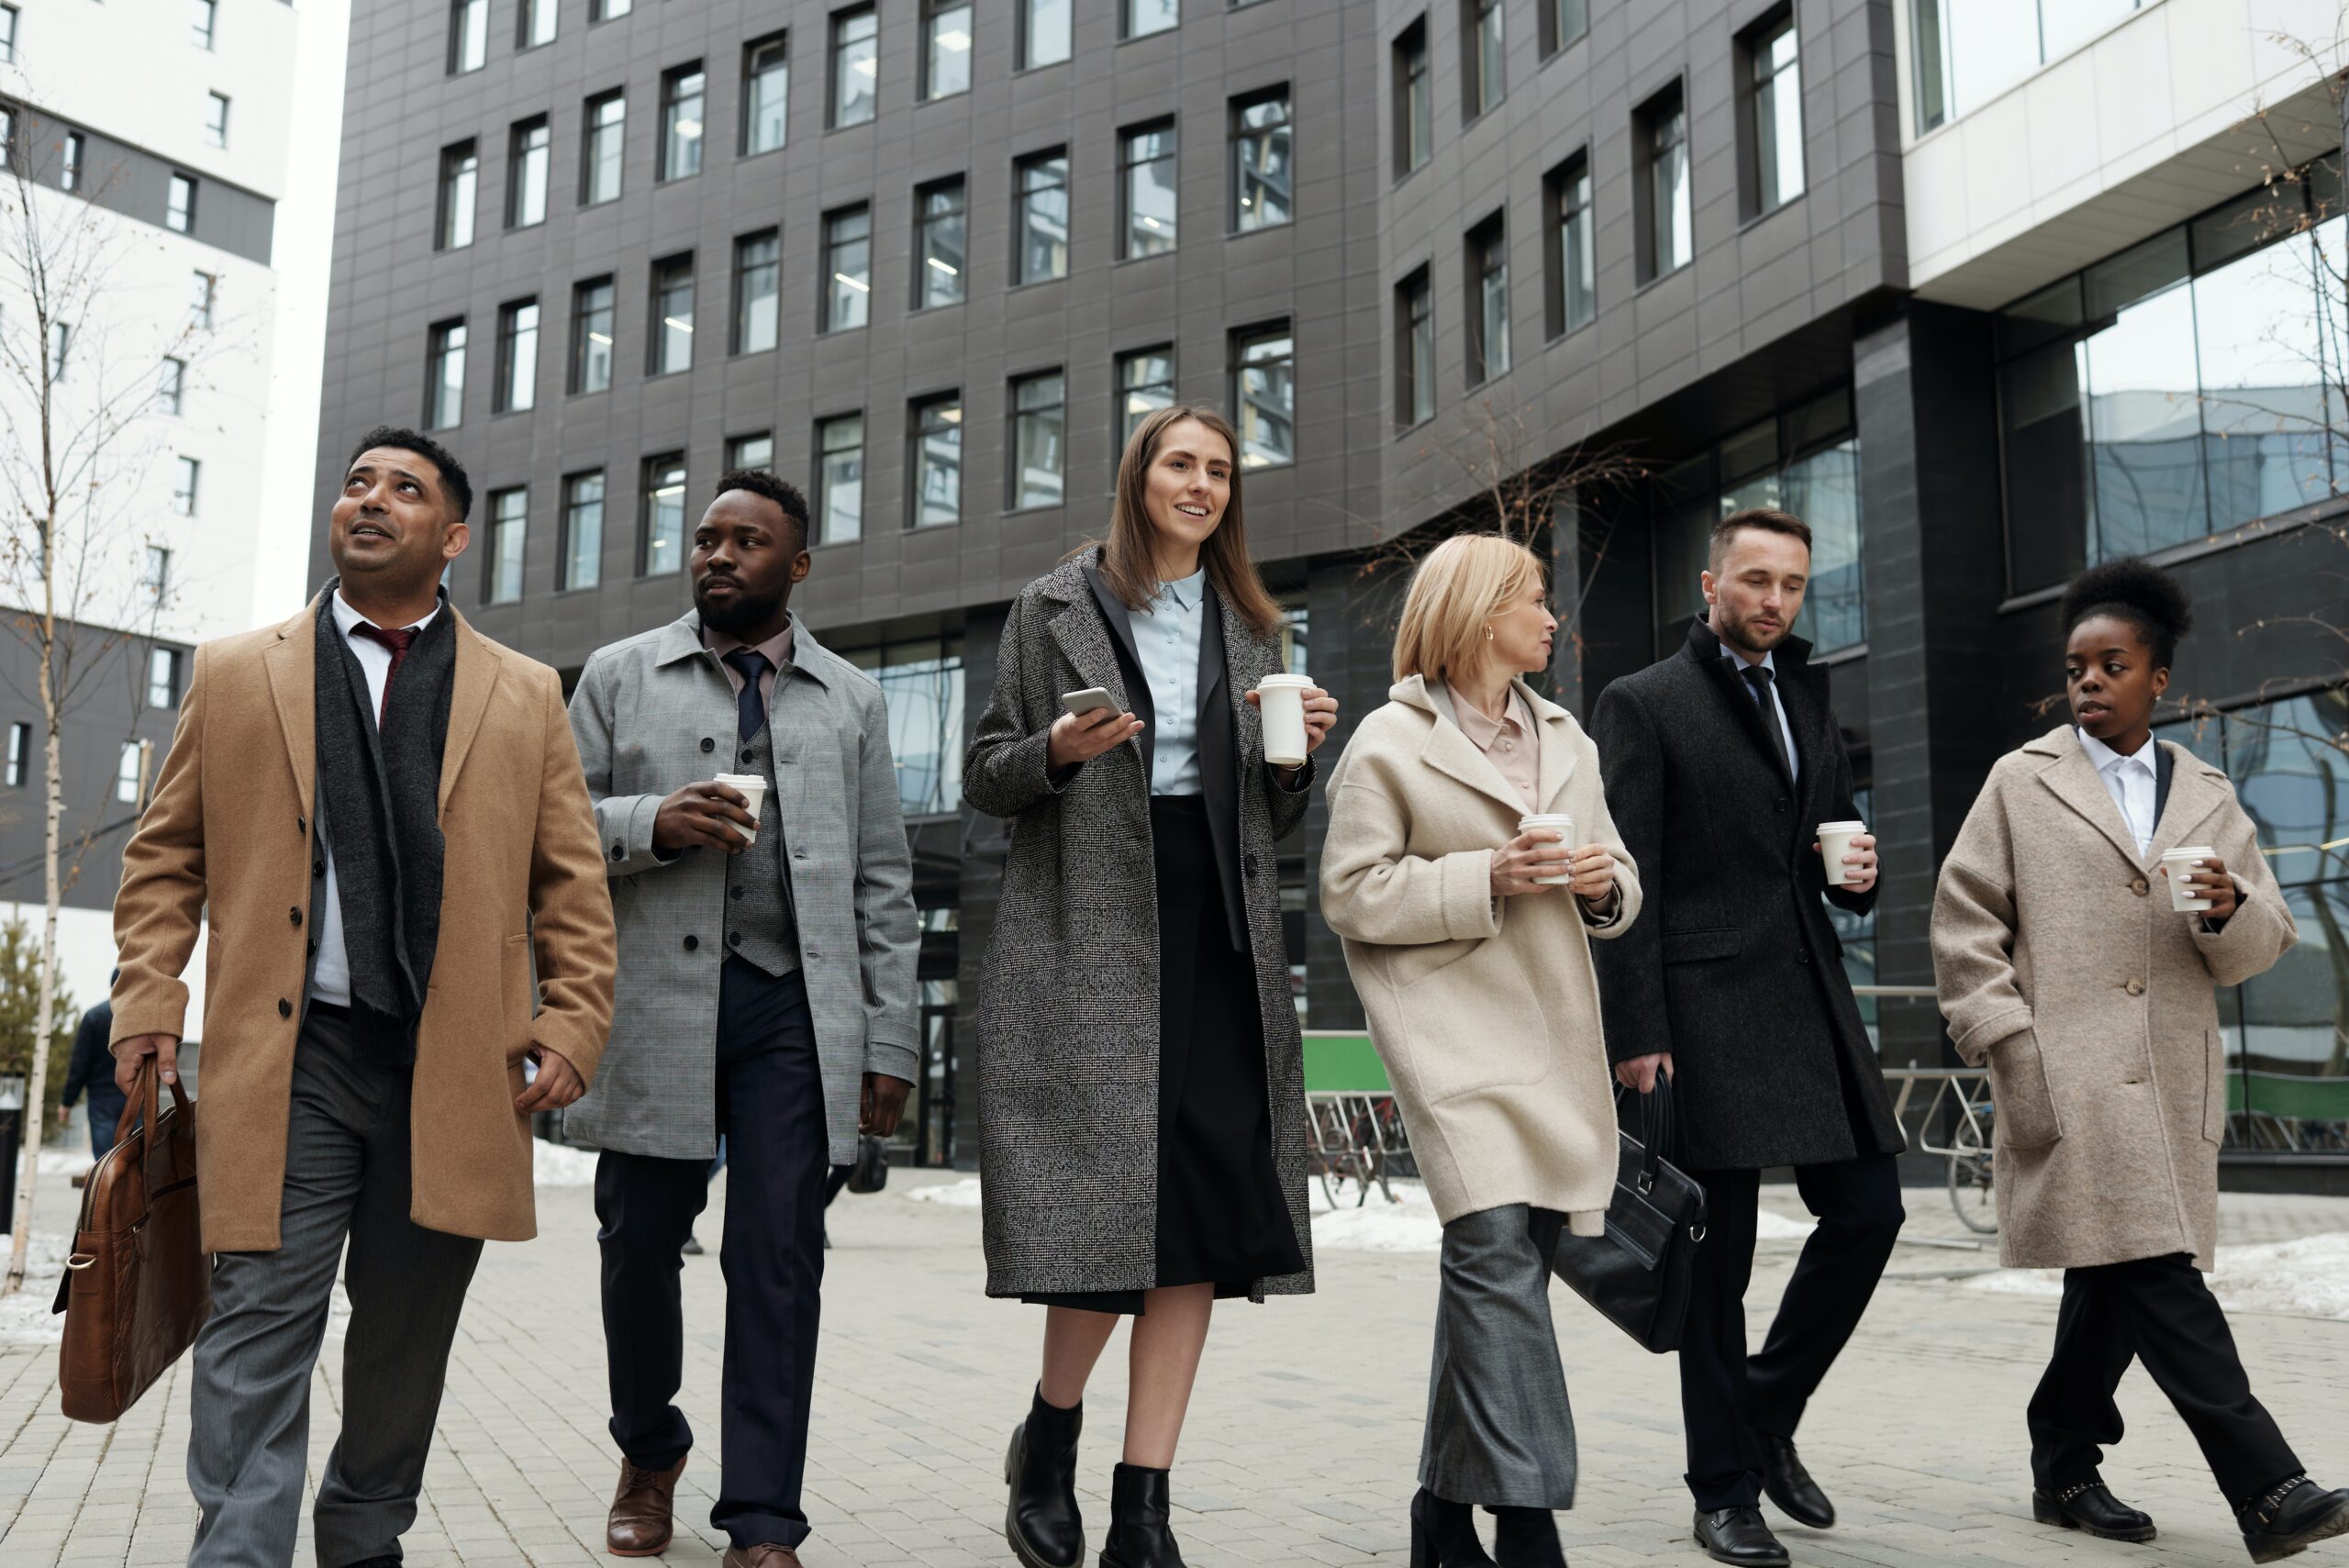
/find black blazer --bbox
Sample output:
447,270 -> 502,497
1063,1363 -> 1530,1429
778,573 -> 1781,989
1587,619 -> 1904,1171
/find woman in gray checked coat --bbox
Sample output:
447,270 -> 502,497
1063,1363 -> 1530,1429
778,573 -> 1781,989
965,405 -> 1336,1568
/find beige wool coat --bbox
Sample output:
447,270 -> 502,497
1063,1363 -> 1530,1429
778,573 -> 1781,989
1932,725 -> 2296,1271
1320,676 -> 1641,1229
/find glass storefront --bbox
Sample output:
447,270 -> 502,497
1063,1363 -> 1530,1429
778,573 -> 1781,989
842,636 -> 965,818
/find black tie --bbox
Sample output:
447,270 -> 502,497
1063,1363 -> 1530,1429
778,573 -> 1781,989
1741,663 -> 1793,780
723,650 -> 772,740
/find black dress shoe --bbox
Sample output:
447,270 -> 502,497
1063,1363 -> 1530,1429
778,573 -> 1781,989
1003,1387 -> 1085,1568
1099,1462 -> 1186,1568
2239,1475 -> 2349,1563
1408,1488 -> 1496,1568
2032,1477 -> 2157,1542
1492,1506 -> 1566,1568
1760,1434 -> 1833,1530
1693,1507 -> 1789,1567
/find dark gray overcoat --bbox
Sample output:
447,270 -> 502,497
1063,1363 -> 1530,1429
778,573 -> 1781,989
964,550 -> 1316,1299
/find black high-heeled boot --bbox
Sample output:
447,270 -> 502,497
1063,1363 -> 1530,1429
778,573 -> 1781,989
1408,1487 -> 1497,1568
1004,1387 -> 1085,1568
1492,1507 -> 1566,1568
1099,1462 -> 1186,1568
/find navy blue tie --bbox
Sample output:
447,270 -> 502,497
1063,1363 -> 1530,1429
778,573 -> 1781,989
723,650 -> 772,740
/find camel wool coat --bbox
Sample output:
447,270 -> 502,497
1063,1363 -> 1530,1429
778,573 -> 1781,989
1319,676 -> 1641,1229
1932,725 -> 2296,1272
109,598 -> 618,1253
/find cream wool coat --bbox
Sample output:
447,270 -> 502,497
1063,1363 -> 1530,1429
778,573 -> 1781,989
1320,676 -> 1641,1229
1932,726 -> 2297,1271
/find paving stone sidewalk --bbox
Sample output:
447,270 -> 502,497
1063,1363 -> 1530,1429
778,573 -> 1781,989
1,1164 -> 2343,1568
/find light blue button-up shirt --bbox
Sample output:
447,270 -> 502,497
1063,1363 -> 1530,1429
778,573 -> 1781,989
1135,569 -> 1207,795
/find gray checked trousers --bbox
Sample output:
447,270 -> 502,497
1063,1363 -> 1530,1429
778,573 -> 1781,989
1419,1204 -> 1579,1510
185,1005 -> 484,1568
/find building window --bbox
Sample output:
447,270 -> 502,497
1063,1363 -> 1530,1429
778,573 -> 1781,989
4,723 -> 27,788
117,742 -> 143,805
158,357 -> 186,416
661,62 -> 706,182
1396,267 -> 1432,428
1021,0 -> 1070,69
47,321 -> 69,380
0,4 -> 17,65
909,396 -> 963,528
743,33 -> 789,155
590,0 -> 631,21
1541,0 -> 1587,55
205,92 -> 229,149
650,254 -> 695,376
1010,372 -> 1066,510
61,132 -> 84,193
823,206 -> 872,331
1394,18 -> 1431,177
192,0 -> 215,49
1545,152 -> 1596,336
923,0 -> 973,99
848,636 -> 967,817
495,298 -> 539,414
1126,0 -> 1176,39
1742,10 -> 1805,217
1637,84 -> 1692,281
1466,213 -> 1509,385
582,91 -> 626,206
1119,346 -> 1175,445
817,414 -> 865,542
728,432 -> 774,471
507,117 -> 550,228
1909,0 -> 2146,136
148,648 -> 183,710
437,141 -> 478,250
518,0 -> 556,49
1231,323 -> 1295,468
191,272 -> 216,330
561,472 -> 605,589
831,6 -> 878,128
916,179 -> 966,307
143,548 -> 172,606
484,488 -> 527,604
170,462 -> 198,519
731,231 -> 781,354
1463,0 -> 1504,121
1230,89 -> 1292,232
1016,150 -> 1070,284
166,173 -> 196,234
1119,124 -> 1176,259
570,277 -> 615,395
426,319 -> 467,428
448,0 -> 485,72
640,455 -> 687,575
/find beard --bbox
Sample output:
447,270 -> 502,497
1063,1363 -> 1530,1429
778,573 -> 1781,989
1715,601 -> 1791,656
694,573 -> 788,639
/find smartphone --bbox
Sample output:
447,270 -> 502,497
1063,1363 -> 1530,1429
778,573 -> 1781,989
1060,687 -> 1117,717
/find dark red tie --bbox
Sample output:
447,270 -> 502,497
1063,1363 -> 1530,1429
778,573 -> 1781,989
351,623 -> 420,725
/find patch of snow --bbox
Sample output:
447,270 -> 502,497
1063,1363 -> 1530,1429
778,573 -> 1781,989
905,1175 -> 985,1208
1311,1180 -> 1442,1253
1754,1210 -> 1818,1240
0,1231 -> 72,1346
533,1138 -> 601,1186
38,1149 -> 95,1179
1965,1233 -> 2349,1320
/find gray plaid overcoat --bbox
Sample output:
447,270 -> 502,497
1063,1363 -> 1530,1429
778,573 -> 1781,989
965,550 -> 1316,1299
563,612 -> 920,1162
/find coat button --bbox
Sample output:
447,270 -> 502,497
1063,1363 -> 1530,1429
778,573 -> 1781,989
296,816 -> 306,833
611,842 -> 627,861
700,737 -> 715,753
289,906 -> 302,928
278,998 -> 292,1018
728,931 -> 742,947
730,885 -> 745,900
313,860 -> 325,879
2131,878 -> 2149,896
683,934 -> 699,951
1244,853 -> 1261,876
742,749 -> 755,763
2125,978 -> 2145,996
1797,948 -> 1811,965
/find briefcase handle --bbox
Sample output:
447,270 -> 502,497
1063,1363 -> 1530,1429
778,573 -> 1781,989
1612,1075 -> 1680,1195
114,1059 -> 194,1195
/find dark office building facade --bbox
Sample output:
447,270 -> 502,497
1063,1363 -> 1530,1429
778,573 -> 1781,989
313,0 -> 2347,1177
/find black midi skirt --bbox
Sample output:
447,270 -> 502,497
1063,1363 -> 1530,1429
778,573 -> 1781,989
1024,794 -> 1306,1315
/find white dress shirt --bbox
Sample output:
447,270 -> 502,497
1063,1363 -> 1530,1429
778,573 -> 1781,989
2079,728 -> 2159,858
309,591 -> 441,1006
1721,645 -> 1799,786
1134,569 -> 1207,795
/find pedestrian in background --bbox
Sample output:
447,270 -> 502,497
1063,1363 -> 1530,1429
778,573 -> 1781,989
1588,507 -> 1901,1568
967,406 -> 1334,1568
1932,557 -> 2349,1563
1320,534 -> 1641,1568
568,470 -> 919,1568
109,427 -> 616,1568
57,972 -> 127,1164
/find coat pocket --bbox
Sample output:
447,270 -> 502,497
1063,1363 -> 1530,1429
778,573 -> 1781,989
1661,927 -> 1741,964
1987,1030 -> 2062,1151
2203,1029 -> 2229,1146
1386,934 -> 1480,990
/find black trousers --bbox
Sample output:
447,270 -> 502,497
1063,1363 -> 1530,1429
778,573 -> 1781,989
1679,1154 -> 1903,1510
2029,1252 -> 2301,1506
597,961 -> 829,1551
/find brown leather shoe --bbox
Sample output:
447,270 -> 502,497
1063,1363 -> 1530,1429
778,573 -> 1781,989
720,1547 -> 803,1568
606,1455 -> 686,1557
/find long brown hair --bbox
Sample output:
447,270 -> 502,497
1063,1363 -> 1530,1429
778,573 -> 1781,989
1088,404 -> 1284,636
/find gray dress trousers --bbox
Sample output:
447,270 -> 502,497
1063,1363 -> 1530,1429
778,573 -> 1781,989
1419,1204 -> 1578,1510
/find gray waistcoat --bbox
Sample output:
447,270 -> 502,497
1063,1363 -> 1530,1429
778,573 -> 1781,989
724,714 -> 799,975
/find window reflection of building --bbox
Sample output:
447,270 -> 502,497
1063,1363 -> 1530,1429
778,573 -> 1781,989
843,637 -> 967,819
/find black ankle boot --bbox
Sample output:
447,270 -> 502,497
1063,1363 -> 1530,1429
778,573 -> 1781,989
1409,1488 -> 1497,1568
1100,1462 -> 1185,1568
2239,1474 -> 2349,1564
1004,1387 -> 1085,1568
1492,1506 -> 1565,1567
2032,1475 -> 2156,1543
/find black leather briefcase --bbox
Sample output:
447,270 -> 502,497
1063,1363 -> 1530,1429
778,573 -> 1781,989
1550,1078 -> 1708,1354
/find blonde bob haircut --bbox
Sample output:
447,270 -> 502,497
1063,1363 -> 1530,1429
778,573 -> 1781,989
1392,534 -> 1547,684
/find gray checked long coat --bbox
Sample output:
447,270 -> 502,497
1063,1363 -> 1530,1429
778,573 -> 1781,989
564,611 -> 921,1162
965,550 -> 1316,1299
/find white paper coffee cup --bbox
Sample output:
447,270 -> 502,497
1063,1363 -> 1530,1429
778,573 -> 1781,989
1818,820 -> 1866,887
2162,845 -> 2219,912
1520,813 -> 1576,885
1257,673 -> 1313,767
714,772 -> 767,843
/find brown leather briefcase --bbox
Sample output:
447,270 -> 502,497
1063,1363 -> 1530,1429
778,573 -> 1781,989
51,1062 -> 210,1422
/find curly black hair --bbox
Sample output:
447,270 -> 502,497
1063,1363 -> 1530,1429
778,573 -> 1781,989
346,426 -> 473,522
2060,556 -> 2194,669
713,468 -> 810,550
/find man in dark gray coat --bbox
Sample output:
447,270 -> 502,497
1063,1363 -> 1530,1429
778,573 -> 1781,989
1590,507 -> 1904,1568
566,470 -> 919,1568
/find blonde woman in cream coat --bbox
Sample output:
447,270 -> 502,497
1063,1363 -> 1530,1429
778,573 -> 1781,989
1320,534 -> 1641,1568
